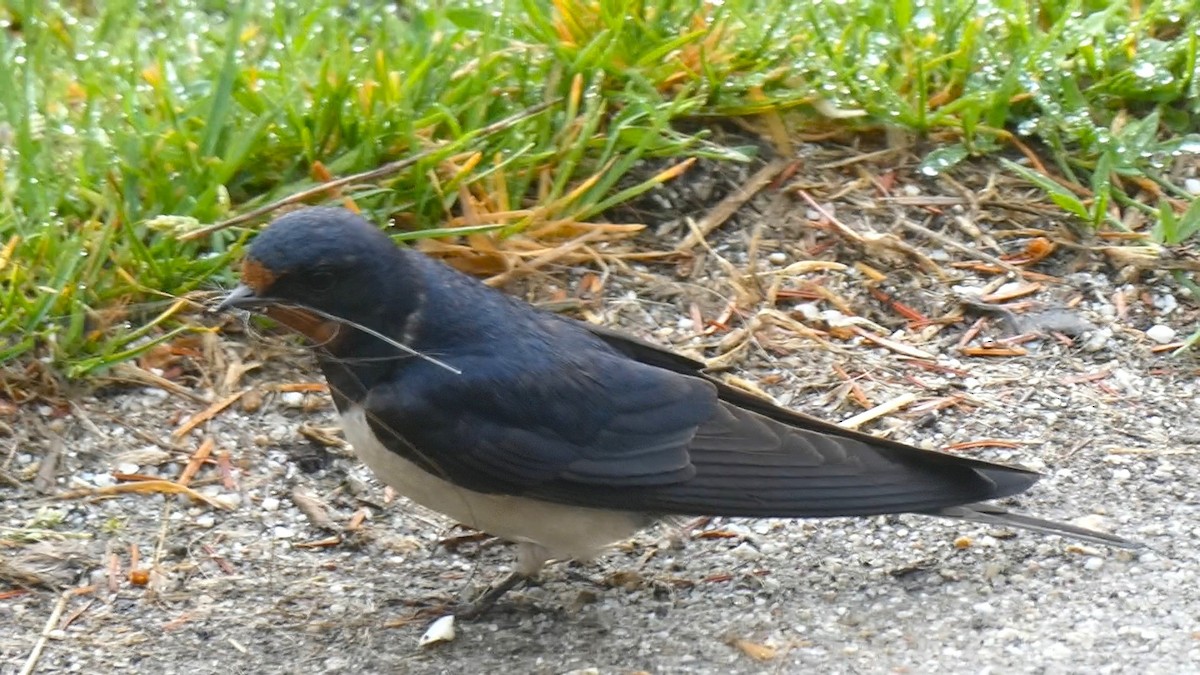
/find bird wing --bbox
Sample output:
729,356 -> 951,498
584,320 -> 1142,548
580,318 -> 1044,516
360,316 -> 1042,518
361,347 -> 718,494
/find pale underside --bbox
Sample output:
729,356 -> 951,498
339,405 -> 648,576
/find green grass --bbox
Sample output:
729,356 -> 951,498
1,0 -> 1197,380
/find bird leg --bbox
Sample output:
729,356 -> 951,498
455,571 -> 531,619
455,541 -> 550,618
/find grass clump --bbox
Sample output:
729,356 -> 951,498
0,0 -> 1197,380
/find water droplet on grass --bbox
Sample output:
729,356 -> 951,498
1133,62 -> 1157,78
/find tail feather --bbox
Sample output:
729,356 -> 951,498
936,504 -> 1141,549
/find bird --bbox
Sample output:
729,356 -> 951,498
217,206 -> 1137,616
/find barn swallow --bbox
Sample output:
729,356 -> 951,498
218,207 -> 1136,616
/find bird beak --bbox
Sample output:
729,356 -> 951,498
215,284 -> 270,312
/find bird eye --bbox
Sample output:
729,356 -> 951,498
308,268 -> 336,293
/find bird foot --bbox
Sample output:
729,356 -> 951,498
454,571 -> 531,618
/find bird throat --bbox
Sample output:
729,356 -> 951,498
239,258 -> 342,346
263,305 -> 342,346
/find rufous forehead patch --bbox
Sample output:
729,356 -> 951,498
240,258 -> 278,294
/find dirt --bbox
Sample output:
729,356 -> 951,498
2,142 -> 1199,674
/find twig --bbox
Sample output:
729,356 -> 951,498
851,326 -> 934,359
485,230 -> 608,286
180,101 -> 559,241
172,390 -> 248,440
794,189 -> 865,244
33,433 -> 63,495
896,218 -> 1024,275
107,363 -> 210,405
676,158 -> 790,251
177,437 -> 215,487
56,479 -> 232,510
814,147 -> 903,170
19,589 -> 70,675
151,500 -> 173,582
838,392 -> 919,430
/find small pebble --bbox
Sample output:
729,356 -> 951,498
195,514 -> 215,528
261,496 -> 281,511
972,602 -> 996,615
1185,177 -> 1200,195
1082,327 -> 1112,352
1083,557 -> 1104,572
1153,294 -> 1178,315
794,303 -> 821,321
116,462 -> 140,475
729,542 -> 761,561
1145,324 -> 1176,344
214,493 -> 241,509
272,526 -> 295,539
280,391 -> 305,407
767,251 -> 788,265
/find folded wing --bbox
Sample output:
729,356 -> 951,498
363,325 -> 1040,518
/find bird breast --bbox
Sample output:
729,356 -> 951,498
338,405 -> 647,565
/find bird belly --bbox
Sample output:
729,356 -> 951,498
339,406 -> 645,563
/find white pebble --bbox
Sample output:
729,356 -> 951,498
214,493 -> 241,509
1153,294 -> 1178,315
272,526 -> 295,539
195,514 -> 215,528
116,462 -> 140,475
1185,178 -> 1200,195
1082,327 -> 1112,352
729,542 -> 761,561
1083,557 -> 1104,571
280,391 -> 305,407
261,496 -> 281,512
1145,324 -> 1176,344
794,303 -> 821,321
1112,468 -> 1132,481
995,281 -> 1024,297
419,615 -> 456,646
767,251 -> 788,265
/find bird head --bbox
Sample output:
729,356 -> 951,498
217,207 -> 411,346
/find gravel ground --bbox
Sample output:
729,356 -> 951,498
3,149 -> 1199,674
